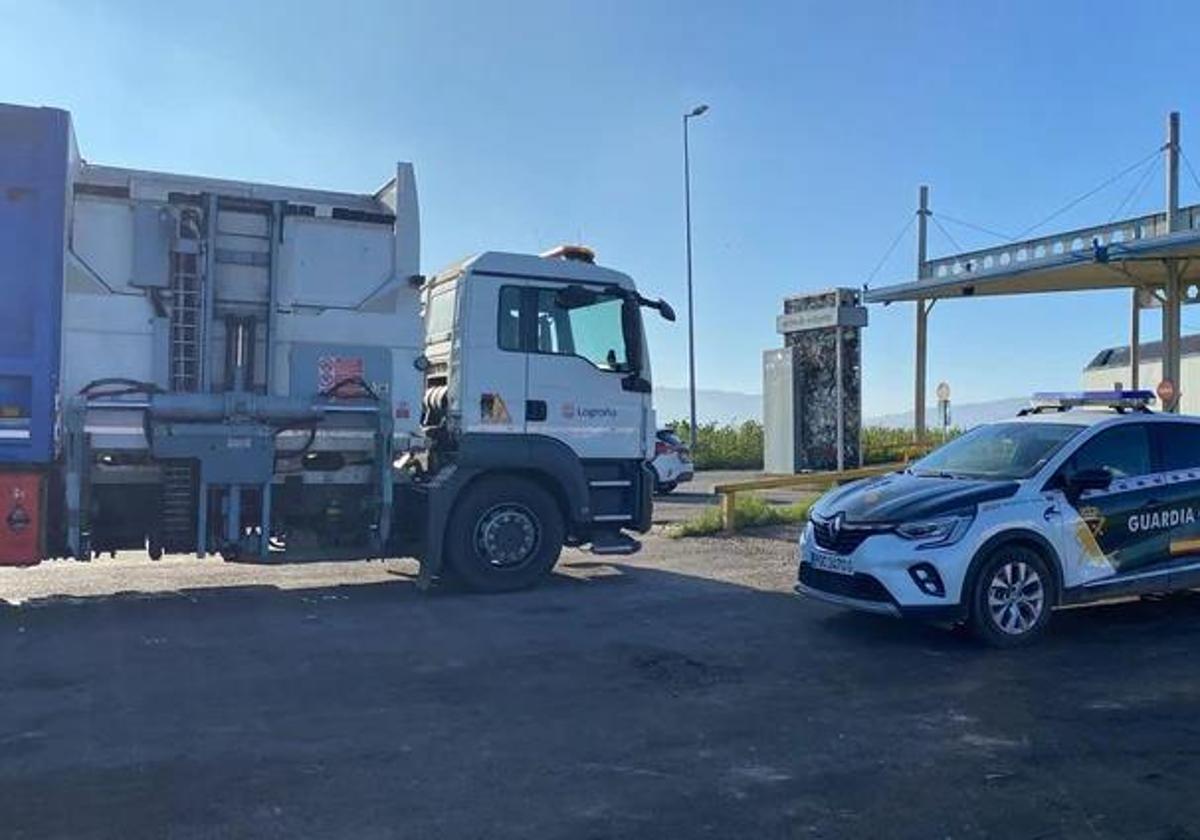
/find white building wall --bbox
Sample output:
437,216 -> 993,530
1082,356 -> 1200,414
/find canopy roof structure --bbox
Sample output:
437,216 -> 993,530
864,112 -> 1195,434
865,205 -> 1200,305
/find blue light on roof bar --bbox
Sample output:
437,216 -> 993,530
1031,390 -> 1156,408
1034,390 -> 1155,401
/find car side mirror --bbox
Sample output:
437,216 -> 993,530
1065,467 -> 1112,499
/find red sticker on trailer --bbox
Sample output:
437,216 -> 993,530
317,356 -> 365,393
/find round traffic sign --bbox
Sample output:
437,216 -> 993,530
1157,378 -> 1176,405
936,381 -> 951,401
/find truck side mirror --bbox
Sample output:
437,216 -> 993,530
555,285 -> 599,310
655,299 -> 676,322
621,374 -> 652,393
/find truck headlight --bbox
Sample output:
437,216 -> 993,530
895,513 -> 973,548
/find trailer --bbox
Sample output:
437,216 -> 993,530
0,103 -> 673,590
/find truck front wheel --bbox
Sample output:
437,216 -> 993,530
445,476 -> 565,592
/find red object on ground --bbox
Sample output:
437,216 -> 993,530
0,471 -> 44,566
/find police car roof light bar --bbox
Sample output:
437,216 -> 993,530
1020,390 -> 1156,415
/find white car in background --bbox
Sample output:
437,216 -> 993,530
651,429 -> 694,494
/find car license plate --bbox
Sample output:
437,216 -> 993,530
809,548 -> 853,576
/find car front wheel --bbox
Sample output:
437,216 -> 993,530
967,544 -> 1054,647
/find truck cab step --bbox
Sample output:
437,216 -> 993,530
589,531 -> 641,556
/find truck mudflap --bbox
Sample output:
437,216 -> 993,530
634,461 -> 655,533
416,462 -> 478,589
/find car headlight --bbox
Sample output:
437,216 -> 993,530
894,513 -> 973,548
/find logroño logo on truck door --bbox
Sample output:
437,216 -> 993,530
560,403 -> 618,421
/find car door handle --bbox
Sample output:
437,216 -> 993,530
1142,498 -> 1162,509
526,400 -> 547,422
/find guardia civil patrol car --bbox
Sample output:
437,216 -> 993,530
796,391 -> 1200,646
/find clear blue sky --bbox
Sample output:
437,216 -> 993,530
4,0 -> 1200,416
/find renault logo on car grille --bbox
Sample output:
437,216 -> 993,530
829,512 -> 844,541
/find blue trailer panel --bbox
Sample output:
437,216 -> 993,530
0,105 -> 70,464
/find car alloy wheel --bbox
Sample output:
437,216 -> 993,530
986,559 -> 1046,635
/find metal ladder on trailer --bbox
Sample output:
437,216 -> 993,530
157,204 -> 209,553
168,240 -> 204,393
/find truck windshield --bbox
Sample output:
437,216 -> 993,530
910,422 -> 1082,480
535,289 -> 630,371
426,287 -> 456,336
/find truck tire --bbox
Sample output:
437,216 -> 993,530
445,476 -> 565,592
967,543 -> 1055,647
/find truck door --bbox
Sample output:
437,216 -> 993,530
458,282 -> 527,437
523,283 -> 646,461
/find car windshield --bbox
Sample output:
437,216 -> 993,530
910,422 -> 1083,480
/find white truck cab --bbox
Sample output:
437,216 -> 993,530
403,246 -> 676,589
425,248 -> 654,459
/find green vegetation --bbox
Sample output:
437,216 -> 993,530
668,419 -> 960,470
860,425 -> 959,465
661,420 -> 964,539
667,494 -> 814,538
669,419 -> 763,470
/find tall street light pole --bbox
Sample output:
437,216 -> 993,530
683,103 -> 708,452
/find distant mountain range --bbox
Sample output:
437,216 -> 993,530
653,387 -> 763,425
864,397 -> 1028,429
653,386 -> 1027,429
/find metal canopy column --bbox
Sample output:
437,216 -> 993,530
1130,290 -> 1141,389
1163,111 -> 1182,411
914,185 -> 930,439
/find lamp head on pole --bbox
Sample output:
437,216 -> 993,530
686,104 -> 709,119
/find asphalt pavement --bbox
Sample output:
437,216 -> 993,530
3,474 -> 1200,838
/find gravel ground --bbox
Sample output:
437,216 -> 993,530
3,475 -> 1200,838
